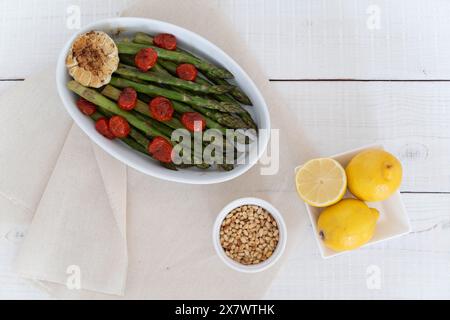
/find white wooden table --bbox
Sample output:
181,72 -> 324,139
1,0 -> 449,299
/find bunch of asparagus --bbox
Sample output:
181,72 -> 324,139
67,31 -> 257,171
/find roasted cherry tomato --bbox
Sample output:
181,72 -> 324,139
118,87 -> 137,110
176,63 -> 198,81
95,117 -> 115,139
149,96 -> 174,121
148,136 -> 173,163
76,98 -> 97,116
181,112 -> 206,132
153,33 -> 177,50
109,116 -> 131,138
135,47 -> 158,72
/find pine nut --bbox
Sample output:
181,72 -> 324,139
219,204 -> 279,265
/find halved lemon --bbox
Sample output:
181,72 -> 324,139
295,158 -> 347,207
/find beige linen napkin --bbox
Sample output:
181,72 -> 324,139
10,0 -> 314,299
0,70 -> 72,227
16,125 -> 128,296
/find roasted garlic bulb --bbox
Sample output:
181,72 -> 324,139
66,31 -> 119,88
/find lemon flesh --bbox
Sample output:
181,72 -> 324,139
295,158 -> 347,207
318,198 -> 379,252
346,149 -> 402,202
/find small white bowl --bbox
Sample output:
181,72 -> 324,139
212,197 -> 287,273
56,17 -> 270,184
297,144 -> 412,259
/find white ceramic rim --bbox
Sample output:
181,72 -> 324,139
56,17 -> 271,184
212,197 -> 287,273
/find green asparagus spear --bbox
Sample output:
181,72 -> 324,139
174,96 -> 248,129
112,73 -> 241,114
239,111 -> 258,130
110,89 -> 221,166
133,32 -> 155,45
115,66 -> 232,94
123,135 -> 179,170
157,59 -> 255,128
142,63 -> 253,129
121,136 -> 147,154
114,65 -> 245,130
158,59 -> 227,95
134,112 -> 214,169
133,33 -> 252,105
113,75 -> 243,124
88,101 -> 226,170
218,163 -> 235,171
128,128 -> 150,148
153,63 -> 174,75
88,101 -> 153,149
109,76 -> 243,114
121,57 -> 255,129
110,77 -> 248,129
158,58 -> 252,106
91,110 -> 146,151
90,111 -> 103,122
157,59 -> 205,82
101,85 -> 185,131
135,112 -> 173,137
121,136 -> 178,170
118,53 -> 136,66
204,87 -> 256,129
120,54 -> 167,76
135,89 -> 228,133
67,80 -> 170,140
89,110 -> 178,170
110,76 -> 238,156
209,77 -> 252,105
117,41 -> 234,79
119,54 -> 178,79
134,33 -> 223,80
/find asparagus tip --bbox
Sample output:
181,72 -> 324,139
219,102 -> 246,114
210,84 -> 234,94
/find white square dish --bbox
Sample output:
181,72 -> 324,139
297,144 -> 412,259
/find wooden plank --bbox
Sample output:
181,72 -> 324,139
271,81 -> 450,192
266,193 -> 450,299
1,193 -> 448,299
2,0 -> 450,79
0,81 -> 23,95
212,0 -> 450,79
2,79 -> 447,192
0,0 -> 131,79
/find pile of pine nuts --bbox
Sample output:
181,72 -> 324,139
220,205 -> 279,265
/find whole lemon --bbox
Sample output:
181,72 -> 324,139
318,199 -> 379,252
346,149 -> 402,202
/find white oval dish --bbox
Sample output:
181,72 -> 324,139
212,197 -> 287,273
56,17 -> 270,184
